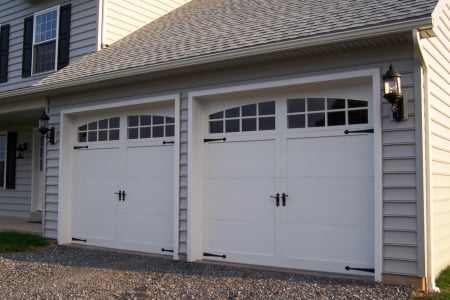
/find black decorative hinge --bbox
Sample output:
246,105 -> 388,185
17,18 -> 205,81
203,252 -> 226,259
161,248 -> 174,253
345,266 -> 375,273
73,146 -> 89,149
163,141 -> 175,145
344,129 -> 374,134
72,237 -> 87,243
204,138 -> 226,143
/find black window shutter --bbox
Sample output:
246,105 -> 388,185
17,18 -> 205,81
6,132 -> 17,190
57,4 -> 71,70
0,24 -> 10,83
22,16 -> 33,78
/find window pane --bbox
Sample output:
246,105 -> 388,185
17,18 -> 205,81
98,130 -> 108,141
348,110 -> 368,124
327,98 -> 345,110
98,119 -> 108,129
209,121 -> 223,133
128,116 -> 139,127
153,126 -> 164,137
327,111 -> 346,126
225,107 -> 240,118
225,119 -> 239,132
88,131 -> 97,142
308,113 -> 325,127
88,122 -> 97,130
259,117 -> 275,130
242,104 -> 256,116
209,111 -> 223,120
259,101 -> 275,115
128,128 -> 138,139
140,115 -> 152,126
153,116 -> 164,125
307,98 -> 325,111
140,127 -> 151,139
166,117 -> 175,124
109,129 -> 120,141
78,125 -> 87,131
78,132 -> 87,143
242,118 -> 257,131
110,117 -> 120,128
348,99 -> 368,108
166,125 -> 175,137
34,41 -> 56,74
288,115 -> 305,128
287,98 -> 305,113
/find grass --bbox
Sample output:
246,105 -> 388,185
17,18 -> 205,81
0,232 -> 50,253
414,267 -> 450,299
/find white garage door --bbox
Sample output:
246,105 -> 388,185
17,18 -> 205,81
71,106 -> 175,254
203,96 -> 374,275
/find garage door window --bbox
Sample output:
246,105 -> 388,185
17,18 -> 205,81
127,115 -> 175,139
77,117 -> 120,142
287,98 -> 368,129
209,101 -> 276,134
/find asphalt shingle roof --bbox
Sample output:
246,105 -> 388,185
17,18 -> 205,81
38,0 -> 438,86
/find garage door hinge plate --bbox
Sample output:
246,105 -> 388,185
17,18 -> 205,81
72,237 -> 87,243
203,252 -> 226,259
345,266 -> 374,273
73,146 -> 89,150
204,138 -> 226,143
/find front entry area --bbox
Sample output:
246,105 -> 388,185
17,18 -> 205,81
66,101 -> 177,255
190,75 -> 379,276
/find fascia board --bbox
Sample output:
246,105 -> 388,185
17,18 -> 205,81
0,16 -> 433,101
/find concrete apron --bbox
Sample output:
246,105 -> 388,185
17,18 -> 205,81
0,217 -> 42,236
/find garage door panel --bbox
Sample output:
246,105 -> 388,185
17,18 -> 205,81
126,145 -> 173,179
72,212 -> 116,245
74,148 -> 120,179
284,177 -> 374,226
124,179 -> 174,216
204,140 -> 276,178
287,135 -> 373,177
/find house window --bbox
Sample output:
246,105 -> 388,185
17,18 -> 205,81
127,115 -> 175,139
33,7 -> 58,74
208,101 -> 276,134
0,133 -> 5,188
77,117 -> 120,143
287,98 -> 368,129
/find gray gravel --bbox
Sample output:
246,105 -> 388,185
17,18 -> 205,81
0,245 -> 413,299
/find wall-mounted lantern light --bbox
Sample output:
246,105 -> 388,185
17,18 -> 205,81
16,143 -> 27,159
383,64 -> 404,121
38,110 -> 56,144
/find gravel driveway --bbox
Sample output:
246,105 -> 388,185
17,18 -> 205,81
0,245 -> 413,299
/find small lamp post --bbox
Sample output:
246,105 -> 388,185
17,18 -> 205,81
383,64 -> 404,121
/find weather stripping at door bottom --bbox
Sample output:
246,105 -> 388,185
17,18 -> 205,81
72,237 -> 87,243
345,266 -> 375,273
203,252 -> 227,259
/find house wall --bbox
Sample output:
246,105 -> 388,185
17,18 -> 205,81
0,0 -> 100,93
421,1 -> 450,278
102,0 -> 191,47
0,126 -> 34,218
44,41 -> 424,278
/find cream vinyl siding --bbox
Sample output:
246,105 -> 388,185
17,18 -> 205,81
0,0 -> 99,93
43,43 -> 422,277
0,129 -> 33,218
103,0 -> 191,46
422,1 -> 450,277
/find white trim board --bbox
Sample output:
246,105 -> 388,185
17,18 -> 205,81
187,68 -> 383,281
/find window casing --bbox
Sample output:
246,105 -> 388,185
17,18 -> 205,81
32,6 -> 59,74
0,133 -> 6,188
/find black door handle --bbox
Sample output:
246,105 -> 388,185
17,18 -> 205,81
271,193 -> 280,207
281,193 -> 288,207
122,190 -> 126,202
115,191 -> 122,201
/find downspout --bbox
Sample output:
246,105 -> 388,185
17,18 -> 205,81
100,0 -> 108,49
412,29 -> 440,293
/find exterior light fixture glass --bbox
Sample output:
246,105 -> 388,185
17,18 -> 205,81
16,143 -> 27,159
38,110 -> 56,144
383,64 -> 404,121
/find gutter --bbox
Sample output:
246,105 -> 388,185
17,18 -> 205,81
0,15 -> 433,101
412,29 -> 440,294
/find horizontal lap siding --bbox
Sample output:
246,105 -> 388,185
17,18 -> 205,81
105,0 -> 191,46
0,0 -> 99,93
0,129 -> 32,218
422,1 -> 450,277
382,60 -> 420,276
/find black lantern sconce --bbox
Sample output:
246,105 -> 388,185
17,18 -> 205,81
38,110 -> 56,144
16,143 -> 28,159
383,64 -> 405,121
